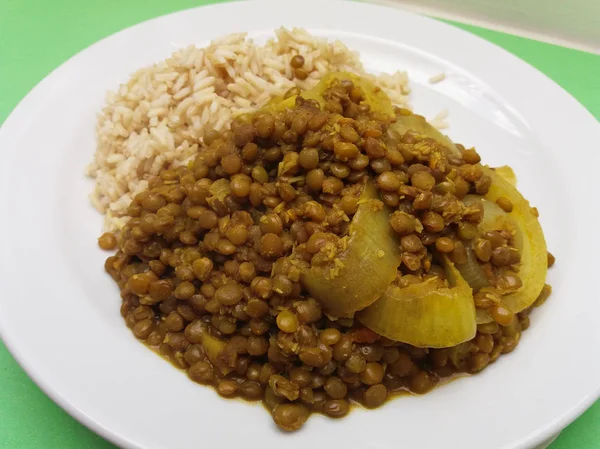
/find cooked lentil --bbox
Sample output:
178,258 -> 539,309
102,74 -> 552,431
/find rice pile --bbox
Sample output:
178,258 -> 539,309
87,28 -> 411,231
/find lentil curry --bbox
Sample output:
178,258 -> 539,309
99,72 -> 553,431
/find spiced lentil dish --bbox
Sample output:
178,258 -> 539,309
95,32 -> 553,432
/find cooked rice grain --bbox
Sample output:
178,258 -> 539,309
428,72 -> 446,84
429,109 -> 449,130
87,28 -> 411,231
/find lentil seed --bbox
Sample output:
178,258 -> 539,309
105,79 -> 550,433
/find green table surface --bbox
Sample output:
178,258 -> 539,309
1,0 -> 599,448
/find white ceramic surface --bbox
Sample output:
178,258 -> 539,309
372,0 -> 600,53
0,1 -> 599,449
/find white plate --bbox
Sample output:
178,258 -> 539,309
1,1 -> 599,448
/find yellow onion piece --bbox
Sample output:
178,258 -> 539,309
300,181 -> 402,318
358,258 -> 476,348
387,112 -> 461,158
474,168 -> 548,322
265,72 -> 394,117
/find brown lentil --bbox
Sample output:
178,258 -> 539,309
377,171 -> 402,192
411,171 -> 436,190
320,328 -> 342,346
276,310 -> 299,333
390,211 -> 415,235
462,148 -> 481,164
361,362 -> 385,385
534,284 -> 552,307
458,222 -> 478,240
363,384 -> 387,408
496,196 -> 513,213
451,241 -> 468,265
273,404 -> 309,432
295,68 -> 308,80
106,77 -> 550,433
345,353 -> 367,374
491,247 -> 512,266
334,141 -> 360,161
323,399 -> 350,417
290,55 -> 305,68
491,304 -> 515,326
474,238 -> 492,262
401,234 -> 424,253
306,168 -> 325,192
325,377 -> 348,399
98,232 -> 117,250
435,237 -> 455,253
421,211 -> 445,233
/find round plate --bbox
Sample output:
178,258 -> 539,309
1,1 -> 599,448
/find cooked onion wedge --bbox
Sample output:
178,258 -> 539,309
385,109 -> 547,324
387,112 -> 461,157
358,257 -> 476,348
265,71 -> 395,117
300,181 -> 402,318
471,168 -> 548,323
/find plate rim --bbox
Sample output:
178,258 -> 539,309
0,1 -> 599,449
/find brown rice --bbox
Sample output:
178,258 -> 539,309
428,72 -> 446,84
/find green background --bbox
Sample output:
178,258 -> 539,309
0,0 -> 599,447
